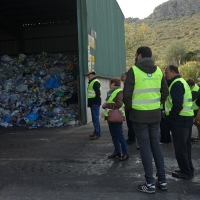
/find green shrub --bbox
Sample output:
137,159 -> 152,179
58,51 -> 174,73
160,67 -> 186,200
179,61 -> 200,80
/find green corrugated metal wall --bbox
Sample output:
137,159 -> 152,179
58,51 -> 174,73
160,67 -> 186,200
86,0 -> 126,77
77,0 -> 126,124
77,0 -> 88,124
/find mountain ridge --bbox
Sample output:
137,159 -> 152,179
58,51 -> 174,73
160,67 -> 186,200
125,0 -> 200,23
149,0 -> 200,19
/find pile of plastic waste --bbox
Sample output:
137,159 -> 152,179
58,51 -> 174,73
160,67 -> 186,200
0,53 -> 81,129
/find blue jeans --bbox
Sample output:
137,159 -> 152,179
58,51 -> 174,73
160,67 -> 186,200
132,121 -> 166,184
90,104 -> 101,136
108,122 -> 128,155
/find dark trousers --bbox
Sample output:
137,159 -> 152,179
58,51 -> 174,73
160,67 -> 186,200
194,110 -> 200,137
125,110 -> 135,142
108,122 -> 128,155
133,121 -> 166,184
160,117 -> 171,143
90,104 -> 101,136
170,126 -> 194,176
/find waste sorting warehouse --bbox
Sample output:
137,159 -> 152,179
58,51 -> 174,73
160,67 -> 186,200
0,0 -> 126,129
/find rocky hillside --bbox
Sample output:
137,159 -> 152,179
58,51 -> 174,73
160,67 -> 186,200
148,0 -> 200,19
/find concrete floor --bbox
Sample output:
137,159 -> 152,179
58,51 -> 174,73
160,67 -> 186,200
0,120 -> 200,200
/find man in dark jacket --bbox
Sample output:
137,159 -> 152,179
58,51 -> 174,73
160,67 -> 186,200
87,71 -> 101,140
165,65 -> 194,179
123,46 -> 169,193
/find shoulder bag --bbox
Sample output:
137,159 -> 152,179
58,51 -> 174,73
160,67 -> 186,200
107,105 -> 124,123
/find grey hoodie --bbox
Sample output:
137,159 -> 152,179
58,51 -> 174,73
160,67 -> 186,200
123,58 -> 169,123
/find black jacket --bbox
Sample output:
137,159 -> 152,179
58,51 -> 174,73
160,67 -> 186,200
196,95 -> 200,107
87,77 -> 101,107
123,57 -> 169,123
166,75 -> 193,127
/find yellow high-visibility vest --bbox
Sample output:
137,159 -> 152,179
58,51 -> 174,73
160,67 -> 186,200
104,88 -> 125,117
165,78 -> 193,116
87,79 -> 101,98
131,66 -> 162,110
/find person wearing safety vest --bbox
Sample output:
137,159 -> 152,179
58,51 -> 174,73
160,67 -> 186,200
165,65 -> 194,179
86,70 -> 101,140
102,77 -> 128,161
123,46 -> 169,194
186,78 -> 200,141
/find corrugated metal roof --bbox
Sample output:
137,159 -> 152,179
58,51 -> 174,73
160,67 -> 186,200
0,0 -> 77,37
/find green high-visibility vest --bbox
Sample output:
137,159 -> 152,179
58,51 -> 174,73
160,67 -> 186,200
131,66 -> 162,110
87,79 -> 101,98
191,84 -> 199,111
165,78 -> 193,116
104,88 -> 125,117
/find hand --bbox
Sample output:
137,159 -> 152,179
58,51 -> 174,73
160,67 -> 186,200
102,103 -> 107,109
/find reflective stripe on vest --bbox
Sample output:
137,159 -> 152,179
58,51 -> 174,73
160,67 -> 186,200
104,88 -> 125,117
87,79 -> 101,98
191,84 -> 199,110
131,66 -> 162,110
165,78 -> 193,116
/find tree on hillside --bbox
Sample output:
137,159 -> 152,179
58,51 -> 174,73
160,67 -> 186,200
125,17 -> 140,24
155,60 -> 167,72
179,61 -> 200,80
125,23 -> 156,69
164,40 -> 187,66
183,50 -> 200,62
183,51 -> 196,62
125,23 -> 135,68
192,50 -> 200,62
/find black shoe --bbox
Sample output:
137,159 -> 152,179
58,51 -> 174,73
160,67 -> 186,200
90,135 -> 99,140
119,154 -> 129,161
90,134 -> 101,137
172,172 -> 193,179
108,152 -> 121,158
126,139 -> 135,145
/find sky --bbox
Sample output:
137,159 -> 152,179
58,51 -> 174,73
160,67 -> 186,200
116,0 -> 169,19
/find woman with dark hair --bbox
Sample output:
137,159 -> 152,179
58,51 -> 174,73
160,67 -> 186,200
102,77 -> 129,161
